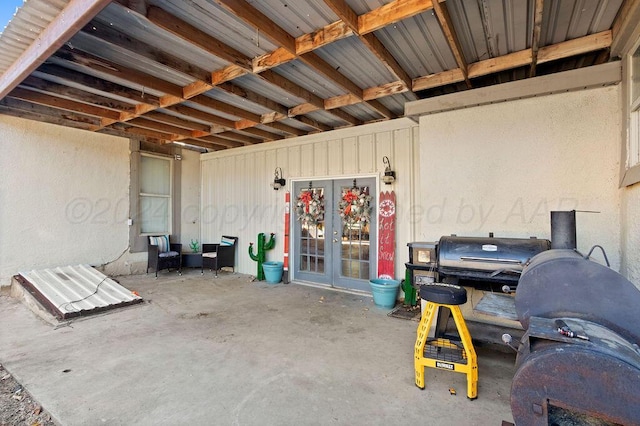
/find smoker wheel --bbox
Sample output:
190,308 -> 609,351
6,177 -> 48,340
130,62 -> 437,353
419,283 -> 467,305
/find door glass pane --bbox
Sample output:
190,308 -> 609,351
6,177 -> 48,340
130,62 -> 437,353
297,187 -> 325,274
339,184 -> 372,280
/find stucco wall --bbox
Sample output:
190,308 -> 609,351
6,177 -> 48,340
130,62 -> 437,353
180,149 -> 201,251
621,183 -> 640,283
0,116 -> 131,285
418,85 -> 623,270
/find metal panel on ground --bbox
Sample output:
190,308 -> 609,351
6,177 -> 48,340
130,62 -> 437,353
17,264 -> 143,320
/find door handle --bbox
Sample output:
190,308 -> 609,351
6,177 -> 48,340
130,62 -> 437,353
333,238 -> 338,243
333,231 -> 338,235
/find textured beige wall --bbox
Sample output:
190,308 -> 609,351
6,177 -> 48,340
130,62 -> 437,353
180,149 -> 202,252
0,116 -> 131,285
621,184 -> 640,283
418,85 -> 623,270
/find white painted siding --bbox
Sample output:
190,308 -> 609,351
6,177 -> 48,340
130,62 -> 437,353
201,118 -> 419,279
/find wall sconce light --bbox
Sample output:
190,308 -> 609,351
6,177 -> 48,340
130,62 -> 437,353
271,167 -> 286,190
382,156 -> 396,185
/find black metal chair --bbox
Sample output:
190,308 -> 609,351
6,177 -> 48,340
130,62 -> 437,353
202,236 -> 238,277
146,236 -> 182,278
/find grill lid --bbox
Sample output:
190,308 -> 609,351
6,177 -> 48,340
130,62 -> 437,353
438,236 -> 551,276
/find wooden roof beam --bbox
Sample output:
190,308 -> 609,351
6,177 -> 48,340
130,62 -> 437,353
0,97 -> 102,129
0,0 -> 112,100
431,0 -> 471,88
126,117 -> 196,138
7,87 -> 123,120
611,0 -> 640,57
192,135 -> 245,148
537,30 -> 612,64
190,95 -> 262,123
19,76 -> 137,112
214,0 -> 387,119
323,0 -> 414,93
81,19 -> 212,83
358,0 -> 437,35
56,47 -> 184,99
178,138 -> 229,151
216,131 -> 263,145
147,6 -> 252,71
110,123 -> 177,141
529,0 -> 544,77
412,31 -> 613,93
35,64 -> 161,106
144,111 -> 211,132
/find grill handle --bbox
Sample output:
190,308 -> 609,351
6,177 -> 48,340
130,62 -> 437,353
460,256 -> 523,264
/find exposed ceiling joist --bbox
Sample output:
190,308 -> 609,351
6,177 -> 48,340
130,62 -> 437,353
0,0 -> 628,151
0,0 -> 112,99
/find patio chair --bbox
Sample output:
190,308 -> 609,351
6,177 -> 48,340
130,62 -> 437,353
202,236 -> 238,277
147,235 -> 182,278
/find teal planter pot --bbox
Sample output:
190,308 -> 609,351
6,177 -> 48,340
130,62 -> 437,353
263,261 -> 284,284
369,279 -> 401,308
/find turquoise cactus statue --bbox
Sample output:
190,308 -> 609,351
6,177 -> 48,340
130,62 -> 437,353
249,233 -> 276,281
189,239 -> 200,253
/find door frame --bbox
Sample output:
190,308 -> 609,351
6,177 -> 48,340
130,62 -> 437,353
290,174 -> 379,291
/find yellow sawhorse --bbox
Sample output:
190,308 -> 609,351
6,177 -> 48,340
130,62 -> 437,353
414,284 -> 478,399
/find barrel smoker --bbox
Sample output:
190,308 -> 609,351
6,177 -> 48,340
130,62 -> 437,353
509,249 -> 640,425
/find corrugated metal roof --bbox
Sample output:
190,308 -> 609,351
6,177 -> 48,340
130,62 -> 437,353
0,0 -> 68,75
0,0 -> 629,150
18,264 -> 143,320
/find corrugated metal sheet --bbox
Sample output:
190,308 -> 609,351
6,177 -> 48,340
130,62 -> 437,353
314,37 -> 397,87
0,0 -> 68,75
233,73 -> 309,108
373,11 -> 457,77
541,0 -> 622,45
96,2 -> 229,72
18,264 -> 143,320
246,0 -> 338,38
274,60 -> 346,99
152,0 -> 277,57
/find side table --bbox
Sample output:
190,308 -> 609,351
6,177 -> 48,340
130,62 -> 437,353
182,252 -> 203,268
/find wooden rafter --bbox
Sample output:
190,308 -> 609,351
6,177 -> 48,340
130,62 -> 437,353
213,0 -> 394,120
35,64 -> 161,106
8,86 -> 123,120
323,0 -> 415,96
358,0 -> 436,35
0,0 -> 112,99
413,31 -> 613,91
20,76 -> 137,112
530,0 -> 545,77
431,0 -> 471,88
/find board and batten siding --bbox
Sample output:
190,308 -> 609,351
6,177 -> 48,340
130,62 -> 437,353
200,119 -> 419,281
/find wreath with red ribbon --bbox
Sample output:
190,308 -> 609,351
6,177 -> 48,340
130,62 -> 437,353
294,189 -> 324,225
338,187 -> 372,224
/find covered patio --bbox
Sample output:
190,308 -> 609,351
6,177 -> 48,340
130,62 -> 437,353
1,271 -> 516,425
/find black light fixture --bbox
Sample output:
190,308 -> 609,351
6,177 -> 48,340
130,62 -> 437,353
382,156 -> 396,185
271,167 -> 286,190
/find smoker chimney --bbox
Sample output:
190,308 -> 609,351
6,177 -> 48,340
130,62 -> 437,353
550,210 -> 577,249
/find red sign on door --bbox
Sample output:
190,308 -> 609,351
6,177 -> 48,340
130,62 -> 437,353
377,191 -> 396,279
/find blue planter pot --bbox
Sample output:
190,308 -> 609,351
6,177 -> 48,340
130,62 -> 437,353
369,278 -> 401,308
263,261 -> 284,284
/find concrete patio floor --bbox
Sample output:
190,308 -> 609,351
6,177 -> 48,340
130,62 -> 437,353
0,270 -> 516,425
